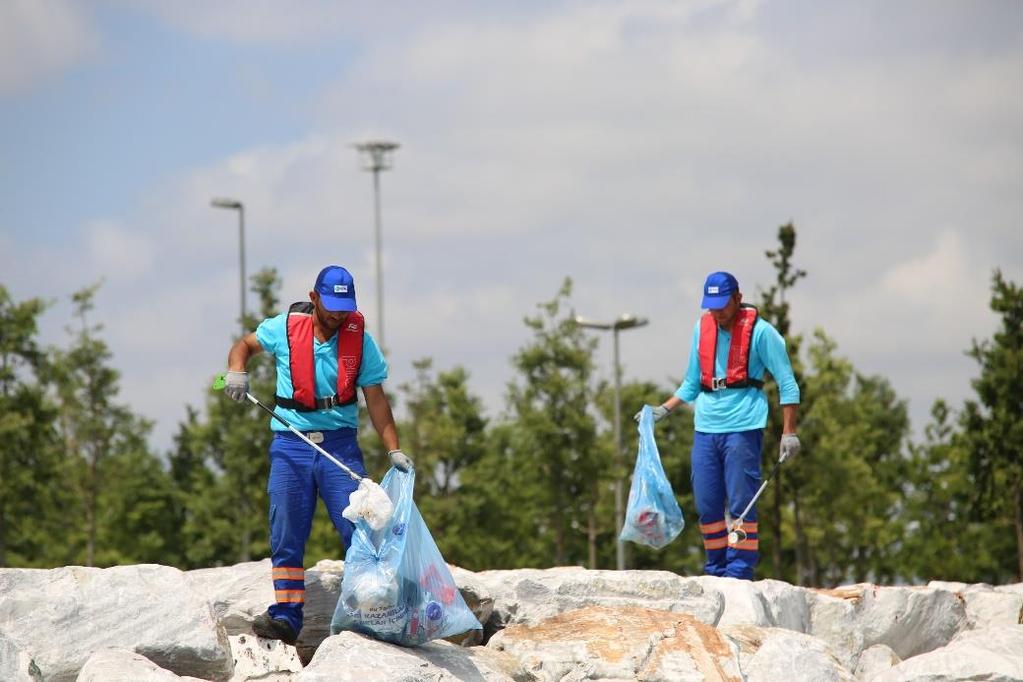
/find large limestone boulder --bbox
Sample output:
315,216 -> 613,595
187,558 -> 345,662
297,631 -> 527,681
808,584 -> 966,668
874,625 -> 1023,681
720,624 -> 853,681
488,605 -> 742,682
76,648 -> 208,681
470,567 -> 724,633
754,579 -> 814,631
0,564 -> 233,682
693,576 -> 774,627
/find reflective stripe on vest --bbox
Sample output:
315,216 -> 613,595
280,301 -> 364,411
698,305 -> 763,392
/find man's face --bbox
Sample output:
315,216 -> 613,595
310,292 -> 347,332
709,292 -> 742,330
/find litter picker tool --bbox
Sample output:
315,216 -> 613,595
728,448 -> 792,545
213,373 -> 394,529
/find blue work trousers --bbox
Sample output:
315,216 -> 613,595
690,429 -> 763,580
266,428 -> 366,635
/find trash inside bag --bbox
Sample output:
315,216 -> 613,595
619,405 -> 685,549
331,467 -> 483,646
342,478 -> 394,532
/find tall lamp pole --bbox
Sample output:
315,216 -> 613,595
353,140 -> 399,350
211,198 -> 246,334
575,313 -> 649,571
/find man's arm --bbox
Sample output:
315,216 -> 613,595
782,403 -> 798,435
362,384 -> 400,452
228,332 -> 264,371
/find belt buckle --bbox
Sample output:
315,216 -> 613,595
307,431 -> 324,444
711,377 -> 727,391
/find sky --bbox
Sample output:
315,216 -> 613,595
2,0 -> 1021,454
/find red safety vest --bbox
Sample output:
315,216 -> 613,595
698,305 -> 764,392
275,302 -> 364,411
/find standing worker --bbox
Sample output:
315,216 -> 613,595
636,271 -> 800,580
223,264 -> 414,645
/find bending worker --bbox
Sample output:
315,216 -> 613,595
224,264 -> 413,645
637,271 -> 800,580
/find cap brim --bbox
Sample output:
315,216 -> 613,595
320,295 -> 357,312
701,294 -> 731,310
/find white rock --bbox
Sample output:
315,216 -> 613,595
808,584 -> 966,668
741,630 -> 855,682
0,564 -> 232,682
187,560 -> 274,635
227,634 -> 301,681
187,558 -> 344,657
76,648 -> 208,681
719,625 -> 853,682
693,576 -> 773,627
756,579 -> 814,632
853,644 -> 900,680
297,631 -> 524,681
874,625 -> 1023,682
962,589 -> 1023,629
0,631 -> 41,681
489,605 -> 742,682
470,567 -> 724,628
995,582 -> 1023,595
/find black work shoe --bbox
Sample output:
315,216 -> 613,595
252,611 -> 298,645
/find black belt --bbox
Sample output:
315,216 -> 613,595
274,394 -> 356,411
700,377 -> 765,392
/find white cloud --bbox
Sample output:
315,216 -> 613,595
0,0 -> 98,95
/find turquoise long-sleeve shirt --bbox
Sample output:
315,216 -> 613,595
674,315 -> 799,433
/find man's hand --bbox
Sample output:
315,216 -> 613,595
389,449 -> 414,472
780,434 -> 801,462
224,371 -> 249,402
633,405 -> 670,424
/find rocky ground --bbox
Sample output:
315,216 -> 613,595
1,559 -> 1022,681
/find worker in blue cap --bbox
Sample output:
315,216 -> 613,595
224,265 -> 413,645
636,271 -> 800,580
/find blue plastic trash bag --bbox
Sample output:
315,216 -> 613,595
331,467 -> 482,646
619,405 -> 685,549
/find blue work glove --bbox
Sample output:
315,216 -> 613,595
389,449 -> 414,472
780,434 -> 801,462
633,405 -> 670,423
224,371 -> 249,402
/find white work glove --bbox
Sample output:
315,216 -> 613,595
633,405 -> 670,423
779,434 -> 801,462
389,449 -> 414,472
224,371 -> 249,402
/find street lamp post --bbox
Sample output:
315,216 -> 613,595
575,313 -> 650,571
211,198 -> 246,335
353,140 -> 400,351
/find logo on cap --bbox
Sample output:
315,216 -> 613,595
334,284 -> 348,293
707,286 -> 720,294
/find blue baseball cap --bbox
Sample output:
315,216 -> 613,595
314,265 -> 357,312
701,271 -> 739,310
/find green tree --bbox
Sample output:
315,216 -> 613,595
47,283 -> 168,566
757,222 -> 807,578
901,400 -> 1007,582
505,278 -> 600,566
170,267 -> 280,567
0,286 -> 65,567
395,358 -> 488,564
960,270 -> 1023,581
